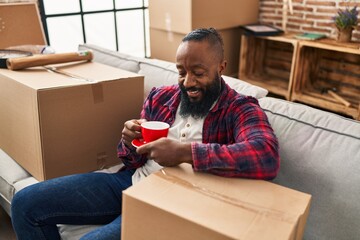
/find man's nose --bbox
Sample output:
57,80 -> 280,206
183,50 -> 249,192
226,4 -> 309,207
183,73 -> 196,88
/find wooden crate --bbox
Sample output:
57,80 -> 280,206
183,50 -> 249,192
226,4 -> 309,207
292,39 -> 360,120
239,34 -> 298,100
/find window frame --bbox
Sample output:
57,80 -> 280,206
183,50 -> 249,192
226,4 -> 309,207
38,0 -> 149,57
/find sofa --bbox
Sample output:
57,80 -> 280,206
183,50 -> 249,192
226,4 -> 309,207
1,43 -> 359,240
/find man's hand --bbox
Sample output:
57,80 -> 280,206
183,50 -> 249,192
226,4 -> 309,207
121,119 -> 147,147
136,138 -> 193,166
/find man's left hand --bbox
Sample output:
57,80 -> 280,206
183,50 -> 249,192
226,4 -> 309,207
136,138 -> 193,166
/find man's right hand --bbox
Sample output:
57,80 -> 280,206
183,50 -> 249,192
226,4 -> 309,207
121,119 -> 147,147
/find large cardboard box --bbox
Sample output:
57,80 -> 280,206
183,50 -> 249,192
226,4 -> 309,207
149,0 -> 259,34
0,62 -> 144,181
122,164 -> 311,240
0,2 -> 47,48
150,27 -> 241,77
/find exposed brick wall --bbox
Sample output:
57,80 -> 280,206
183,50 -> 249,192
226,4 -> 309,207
259,0 -> 360,41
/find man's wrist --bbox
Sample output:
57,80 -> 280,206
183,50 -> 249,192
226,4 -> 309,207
180,142 -> 193,164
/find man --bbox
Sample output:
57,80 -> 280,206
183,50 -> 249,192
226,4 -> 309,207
11,28 -> 279,240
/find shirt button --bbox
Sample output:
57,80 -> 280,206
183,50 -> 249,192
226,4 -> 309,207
186,124 -> 190,127
182,133 -> 186,137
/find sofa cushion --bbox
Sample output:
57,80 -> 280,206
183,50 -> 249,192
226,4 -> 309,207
78,44 -> 141,73
259,97 -> 360,240
138,57 -> 268,99
0,148 -> 35,216
222,75 -> 268,99
138,58 -> 179,99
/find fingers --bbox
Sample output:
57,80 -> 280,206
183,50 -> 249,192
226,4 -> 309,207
135,138 -> 168,162
121,119 -> 146,147
136,142 -> 151,155
136,139 -> 162,159
136,139 -> 193,166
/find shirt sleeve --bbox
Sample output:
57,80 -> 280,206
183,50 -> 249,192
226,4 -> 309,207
191,99 -> 280,180
117,139 -> 147,169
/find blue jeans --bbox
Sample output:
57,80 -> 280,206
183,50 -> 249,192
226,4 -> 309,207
11,168 -> 134,240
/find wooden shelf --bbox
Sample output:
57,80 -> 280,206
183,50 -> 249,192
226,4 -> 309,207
292,39 -> 360,120
239,34 -> 360,120
241,73 -> 289,97
239,34 -> 298,100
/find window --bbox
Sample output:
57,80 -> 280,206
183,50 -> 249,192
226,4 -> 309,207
38,0 -> 149,57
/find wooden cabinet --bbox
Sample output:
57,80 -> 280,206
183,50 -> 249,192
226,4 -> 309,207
239,34 -> 360,120
292,39 -> 360,120
239,34 -> 298,100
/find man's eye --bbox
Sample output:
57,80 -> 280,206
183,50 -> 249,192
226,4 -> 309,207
194,72 -> 204,77
178,72 -> 186,77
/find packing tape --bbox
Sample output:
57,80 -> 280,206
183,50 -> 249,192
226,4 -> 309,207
6,50 -> 93,70
165,12 -> 174,42
156,168 -> 298,223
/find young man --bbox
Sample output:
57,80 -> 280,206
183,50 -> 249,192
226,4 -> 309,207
11,28 -> 279,240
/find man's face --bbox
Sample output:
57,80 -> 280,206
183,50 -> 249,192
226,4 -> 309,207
176,40 -> 226,118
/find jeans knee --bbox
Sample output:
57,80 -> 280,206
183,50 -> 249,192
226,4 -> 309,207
11,187 -> 29,219
11,184 -> 41,221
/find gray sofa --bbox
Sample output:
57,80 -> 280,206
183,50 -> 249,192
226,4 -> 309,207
1,43 -> 359,240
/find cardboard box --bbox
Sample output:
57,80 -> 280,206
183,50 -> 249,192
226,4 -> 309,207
0,3 -> 47,48
0,62 -> 144,181
149,0 -> 259,34
150,27 -> 241,77
122,164 -> 311,240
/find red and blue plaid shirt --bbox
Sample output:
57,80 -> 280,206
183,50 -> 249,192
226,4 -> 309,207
117,78 -> 280,180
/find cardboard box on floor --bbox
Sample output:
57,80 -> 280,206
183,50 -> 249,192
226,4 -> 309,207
0,2 -> 46,48
122,164 -> 311,240
0,62 -> 144,181
149,0 -> 259,34
150,27 -> 241,77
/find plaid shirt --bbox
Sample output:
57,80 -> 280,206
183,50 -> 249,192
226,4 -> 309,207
117,78 -> 280,180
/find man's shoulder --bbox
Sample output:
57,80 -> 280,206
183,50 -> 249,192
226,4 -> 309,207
224,83 -> 259,105
148,84 -> 180,100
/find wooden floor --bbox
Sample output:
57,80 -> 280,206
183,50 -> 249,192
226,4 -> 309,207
0,207 -> 16,240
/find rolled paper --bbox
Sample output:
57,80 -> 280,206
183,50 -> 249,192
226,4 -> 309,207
6,50 -> 93,70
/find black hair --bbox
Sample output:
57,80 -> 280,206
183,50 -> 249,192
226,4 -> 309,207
182,27 -> 224,60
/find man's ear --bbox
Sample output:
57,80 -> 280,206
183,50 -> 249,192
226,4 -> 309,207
219,60 -> 227,75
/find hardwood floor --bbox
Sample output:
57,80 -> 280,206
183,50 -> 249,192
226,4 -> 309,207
0,207 -> 16,240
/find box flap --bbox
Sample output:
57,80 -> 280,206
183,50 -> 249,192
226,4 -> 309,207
0,2 -> 46,48
0,62 -> 141,90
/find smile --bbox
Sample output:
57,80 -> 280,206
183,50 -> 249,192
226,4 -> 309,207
187,89 -> 201,98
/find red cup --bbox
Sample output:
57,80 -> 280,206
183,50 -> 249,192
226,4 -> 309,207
141,121 -> 170,143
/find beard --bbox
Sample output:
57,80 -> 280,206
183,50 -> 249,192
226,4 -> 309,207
179,74 -> 222,119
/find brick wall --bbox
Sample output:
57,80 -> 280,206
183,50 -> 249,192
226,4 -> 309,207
259,0 -> 360,41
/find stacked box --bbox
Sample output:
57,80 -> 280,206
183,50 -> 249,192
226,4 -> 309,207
149,0 -> 259,77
